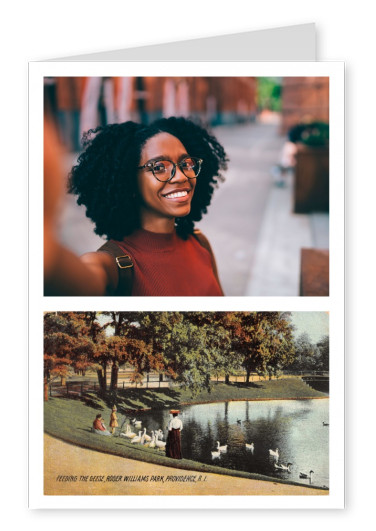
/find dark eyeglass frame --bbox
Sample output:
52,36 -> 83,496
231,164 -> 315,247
138,156 -> 203,182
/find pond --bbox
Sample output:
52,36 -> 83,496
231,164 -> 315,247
134,399 -> 329,488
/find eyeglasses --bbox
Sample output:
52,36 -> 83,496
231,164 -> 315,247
138,156 -> 203,182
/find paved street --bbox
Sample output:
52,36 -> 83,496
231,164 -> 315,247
59,121 -> 328,296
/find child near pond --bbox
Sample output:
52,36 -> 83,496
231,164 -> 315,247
109,406 -> 118,435
92,414 -> 112,436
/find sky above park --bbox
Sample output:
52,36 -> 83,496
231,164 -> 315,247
290,311 -> 329,343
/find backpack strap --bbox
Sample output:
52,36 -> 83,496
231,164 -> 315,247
97,241 -> 134,296
193,229 -> 223,294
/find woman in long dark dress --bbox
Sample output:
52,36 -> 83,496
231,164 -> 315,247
165,410 -> 183,459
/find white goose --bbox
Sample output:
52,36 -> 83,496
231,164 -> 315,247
155,429 -> 164,440
148,431 -> 156,449
245,442 -> 254,453
216,441 -> 227,453
142,428 -> 151,442
211,449 -> 221,459
132,418 -> 142,428
155,436 -> 166,450
274,462 -> 292,472
131,431 -> 143,444
121,424 -> 136,439
269,448 -> 279,461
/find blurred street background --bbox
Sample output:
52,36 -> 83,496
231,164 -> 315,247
45,76 -> 329,296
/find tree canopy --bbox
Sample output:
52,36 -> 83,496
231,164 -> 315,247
44,311 -> 301,396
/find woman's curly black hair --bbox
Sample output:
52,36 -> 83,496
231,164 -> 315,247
68,116 -> 228,240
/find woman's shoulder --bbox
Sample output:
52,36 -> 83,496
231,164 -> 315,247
191,229 -> 213,254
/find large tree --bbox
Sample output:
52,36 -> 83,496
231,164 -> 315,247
43,312 -> 97,398
225,312 -> 295,383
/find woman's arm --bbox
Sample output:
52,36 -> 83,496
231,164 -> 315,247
44,236 -> 118,295
44,118 -> 118,296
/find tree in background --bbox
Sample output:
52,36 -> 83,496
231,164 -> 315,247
257,77 -> 282,112
316,335 -> 329,371
43,312 -> 97,399
184,312 -> 242,385
136,312 -> 215,395
226,312 -> 295,383
289,332 -> 321,372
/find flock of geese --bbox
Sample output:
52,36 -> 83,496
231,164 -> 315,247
119,418 -> 166,450
208,418 -> 329,484
212,441 -> 314,482
117,416 -> 325,484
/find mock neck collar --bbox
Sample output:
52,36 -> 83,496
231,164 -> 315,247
122,228 -> 178,252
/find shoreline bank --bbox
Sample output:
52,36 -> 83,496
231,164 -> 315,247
127,395 -> 329,413
44,434 -> 328,496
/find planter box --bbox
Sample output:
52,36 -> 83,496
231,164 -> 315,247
300,248 -> 329,296
294,143 -> 329,213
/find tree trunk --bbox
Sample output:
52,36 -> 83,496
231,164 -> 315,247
97,365 -> 107,394
246,368 -> 251,384
61,376 -> 66,386
44,378 -> 48,401
225,374 -> 230,385
110,362 -> 119,392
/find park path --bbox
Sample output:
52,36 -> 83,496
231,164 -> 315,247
44,434 -> 327,497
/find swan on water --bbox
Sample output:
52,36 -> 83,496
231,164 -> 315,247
299,470 -> 314,480
269,448 -> 279,460
274,462 -> 292,472
322,421 -> 329,426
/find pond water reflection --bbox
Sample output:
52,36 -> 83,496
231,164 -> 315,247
139,399 -> 329,488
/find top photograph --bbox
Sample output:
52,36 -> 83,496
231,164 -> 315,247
44,76 -> 330,297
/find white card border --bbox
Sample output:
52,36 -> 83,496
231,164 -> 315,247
29,61 -> 344,509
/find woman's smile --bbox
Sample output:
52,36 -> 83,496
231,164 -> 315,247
162,187 -> 192,200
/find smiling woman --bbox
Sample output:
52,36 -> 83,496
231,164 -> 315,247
45,117 -> 228,296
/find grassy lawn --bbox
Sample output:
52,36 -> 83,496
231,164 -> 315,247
44,379 -> 327,488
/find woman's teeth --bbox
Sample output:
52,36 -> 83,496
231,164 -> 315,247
164,191 -> 188,199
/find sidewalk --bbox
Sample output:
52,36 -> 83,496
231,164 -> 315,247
245,174 -> 329,296
200,121 -> 329,296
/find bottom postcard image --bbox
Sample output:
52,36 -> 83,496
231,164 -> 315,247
43,311 -> 330,498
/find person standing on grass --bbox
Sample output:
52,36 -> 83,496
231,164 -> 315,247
166,410 -> 183,459
109,406 -> 118,435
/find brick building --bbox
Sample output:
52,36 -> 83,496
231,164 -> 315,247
129,76 -> 258,125
280,77 -> 329,135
